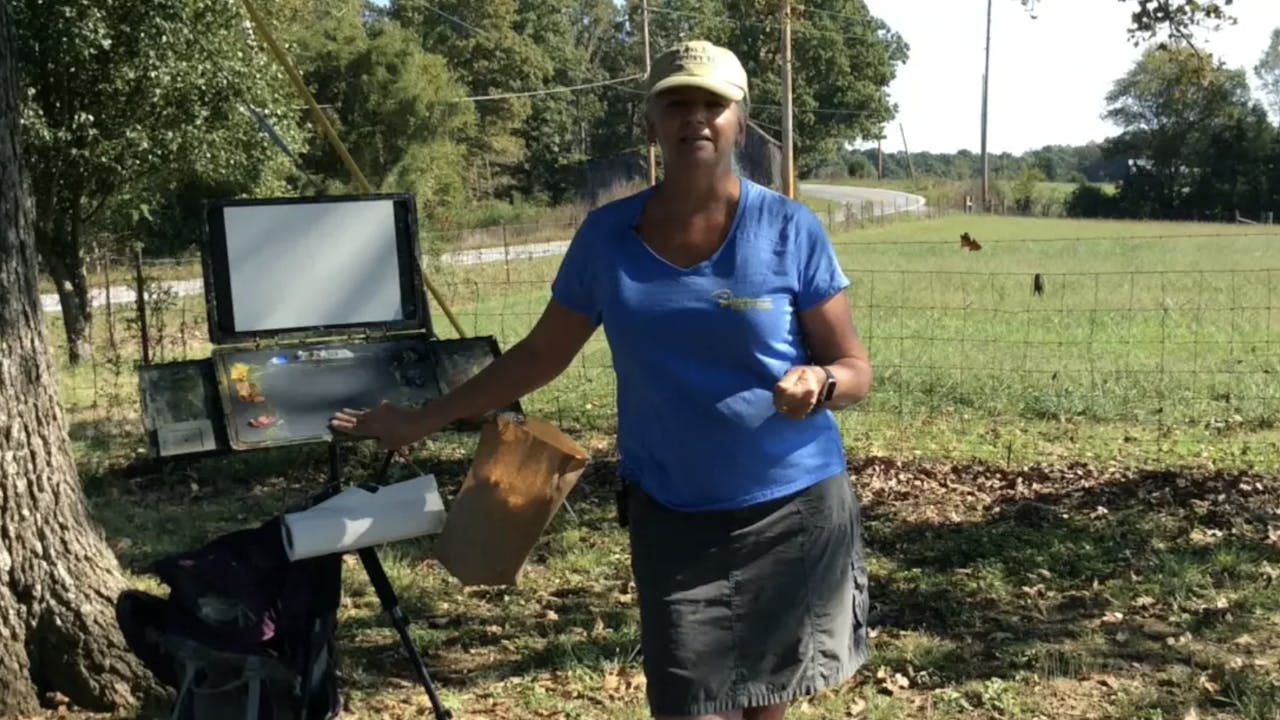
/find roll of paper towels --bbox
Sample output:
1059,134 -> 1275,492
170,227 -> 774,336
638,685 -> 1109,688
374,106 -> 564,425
281,475 -> 448,561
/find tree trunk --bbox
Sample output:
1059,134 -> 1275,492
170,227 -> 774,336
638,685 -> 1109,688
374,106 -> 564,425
39,210 -> 94,366
0,3 -> 156,715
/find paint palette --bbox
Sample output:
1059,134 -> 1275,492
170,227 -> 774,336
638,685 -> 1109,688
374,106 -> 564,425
211,337 -> 503,451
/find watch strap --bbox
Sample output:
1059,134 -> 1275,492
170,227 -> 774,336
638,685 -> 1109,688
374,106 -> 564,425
817,365 -> 837,405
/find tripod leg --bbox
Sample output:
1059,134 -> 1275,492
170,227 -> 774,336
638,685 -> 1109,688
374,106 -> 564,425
357,547 -> 453,720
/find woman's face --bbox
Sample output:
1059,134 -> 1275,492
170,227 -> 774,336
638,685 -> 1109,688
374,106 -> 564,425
647,86 -> 743,172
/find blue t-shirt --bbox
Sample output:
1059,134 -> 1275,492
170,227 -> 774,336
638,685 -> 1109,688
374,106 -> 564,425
550,177 -> 851,512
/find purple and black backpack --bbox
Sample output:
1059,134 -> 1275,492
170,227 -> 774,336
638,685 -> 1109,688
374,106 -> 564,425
116,515 -> 343,720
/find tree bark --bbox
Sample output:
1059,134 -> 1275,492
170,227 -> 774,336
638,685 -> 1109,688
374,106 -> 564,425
0,2 -> 156,715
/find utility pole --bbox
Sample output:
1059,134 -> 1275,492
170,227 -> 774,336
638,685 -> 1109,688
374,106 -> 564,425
643,0 -> 656,185
877,137 -> 883,180
900,123 -> 915,182
981,0 -> 992,211
779,2 -> 797,198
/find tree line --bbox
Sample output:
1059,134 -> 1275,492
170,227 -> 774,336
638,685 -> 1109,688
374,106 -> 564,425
1064,38 -> 1280,223
812,33 -> 1280,225
834,32 -> 1280,224
12,0 -> 1266,365
13,0 -> 909,364
810,143 -> 1122,186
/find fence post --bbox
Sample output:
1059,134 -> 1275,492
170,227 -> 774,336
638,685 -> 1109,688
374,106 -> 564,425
101,245 -> 117,358
502,224 -> 511,284
134,245 -> 150,365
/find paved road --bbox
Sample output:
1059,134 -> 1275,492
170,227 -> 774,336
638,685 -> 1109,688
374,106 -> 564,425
39,280 -> 207,316
41,185 -> 921,314
437,240 -> 571,267
38,240 -> 575,315
798,182 -> 927,217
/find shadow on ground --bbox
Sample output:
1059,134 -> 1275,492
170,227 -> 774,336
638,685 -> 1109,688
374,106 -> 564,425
81,432 -> 1280,717
851,457 -> 1280,716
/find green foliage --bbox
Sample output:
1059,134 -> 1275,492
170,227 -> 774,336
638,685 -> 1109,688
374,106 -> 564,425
282,7 -> 477,222
15,0 -> 300,219
392,0 -> 553,197
1103,45 -> 1251,135
1021,0 -> 1237,45
14,0 -> 304,359
1026,143 -> 1105,182
1011,165 -> 1047,213
847,153 -> 876,179
835,142 -> 1120,187
789,0 -> 908,166
511,0 -> 622,204
1098,44 -> 1279,221
13,0 -> 912,267
1064,182 -> 1121,218
1254,28 -> 1280,125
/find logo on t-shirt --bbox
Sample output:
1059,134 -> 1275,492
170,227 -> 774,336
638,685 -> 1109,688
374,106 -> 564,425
710,289 -> 774,311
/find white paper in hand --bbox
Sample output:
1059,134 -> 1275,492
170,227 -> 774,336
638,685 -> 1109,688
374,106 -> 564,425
281,474 -> 447,561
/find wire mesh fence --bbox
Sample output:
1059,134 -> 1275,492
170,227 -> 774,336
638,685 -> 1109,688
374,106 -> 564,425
48,222 -> 1280,469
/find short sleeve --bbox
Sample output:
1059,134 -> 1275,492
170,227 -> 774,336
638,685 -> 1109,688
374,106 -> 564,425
794,208 -> 851,311
550,219 -> 603,326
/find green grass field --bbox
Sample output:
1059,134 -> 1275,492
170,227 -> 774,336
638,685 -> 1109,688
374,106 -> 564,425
410,213 -> 1280,471
43,211 -> 1280,719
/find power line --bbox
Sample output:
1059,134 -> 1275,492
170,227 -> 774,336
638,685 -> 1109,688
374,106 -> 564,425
792,4 -> 866,23
617,83 -> 886,120
754,103 -> 883,118
645,5 -> 867,43
645,5 -> 747,27
420,2 -> 485,36
749,116 -> 784,134
457,74 -> 643,102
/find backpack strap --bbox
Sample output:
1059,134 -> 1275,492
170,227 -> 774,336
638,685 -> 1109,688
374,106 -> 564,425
165,635 -> 300,720
170,664 -> 198,720
243,657 -> 263,720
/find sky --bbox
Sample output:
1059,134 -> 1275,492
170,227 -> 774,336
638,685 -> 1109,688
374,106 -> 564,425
861,0 -> 1280,154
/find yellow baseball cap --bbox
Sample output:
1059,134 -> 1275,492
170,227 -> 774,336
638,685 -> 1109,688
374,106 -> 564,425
646,40 -> 749,103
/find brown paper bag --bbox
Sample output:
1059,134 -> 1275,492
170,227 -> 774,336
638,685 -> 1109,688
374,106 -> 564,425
434,413 -> 590,586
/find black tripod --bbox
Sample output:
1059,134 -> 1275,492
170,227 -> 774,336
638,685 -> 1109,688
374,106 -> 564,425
323,441 -> 452,720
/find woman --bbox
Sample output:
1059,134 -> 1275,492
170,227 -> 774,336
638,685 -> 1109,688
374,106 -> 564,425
330,40 -> 873,720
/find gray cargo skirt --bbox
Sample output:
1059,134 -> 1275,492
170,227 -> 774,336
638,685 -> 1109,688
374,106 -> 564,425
625,472 -> 870,716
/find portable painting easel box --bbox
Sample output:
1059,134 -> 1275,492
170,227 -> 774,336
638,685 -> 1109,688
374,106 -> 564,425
137,192 -> 513,458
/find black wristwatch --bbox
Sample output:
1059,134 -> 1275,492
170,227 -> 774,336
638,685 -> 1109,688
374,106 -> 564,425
815,365 -> 837,407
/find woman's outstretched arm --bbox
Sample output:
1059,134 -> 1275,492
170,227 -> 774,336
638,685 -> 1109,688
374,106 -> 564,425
329,299 -> 597,449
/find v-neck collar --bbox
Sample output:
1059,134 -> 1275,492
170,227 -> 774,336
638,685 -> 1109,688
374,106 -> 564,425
628,177 -> 749,273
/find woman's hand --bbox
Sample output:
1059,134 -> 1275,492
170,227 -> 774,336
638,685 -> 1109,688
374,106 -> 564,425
773,365 -> 827,419
328,401 -> 435,451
